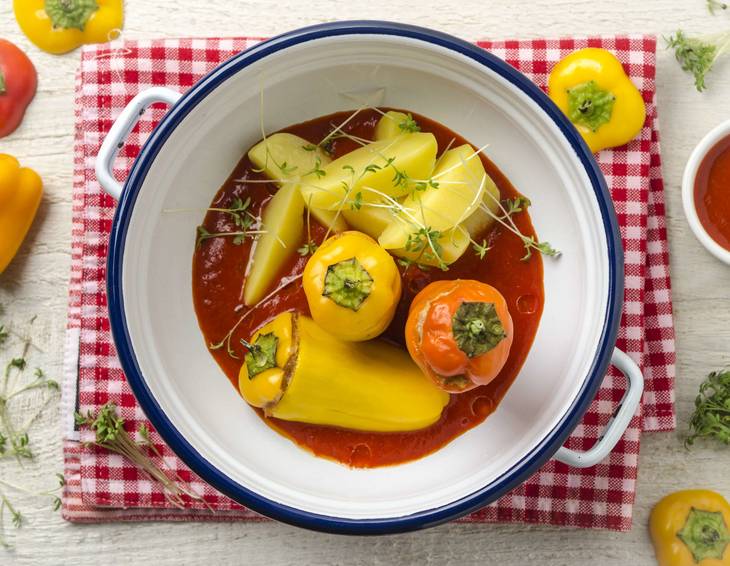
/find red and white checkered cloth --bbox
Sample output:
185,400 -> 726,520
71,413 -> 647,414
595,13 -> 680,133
62,35 -> 676,531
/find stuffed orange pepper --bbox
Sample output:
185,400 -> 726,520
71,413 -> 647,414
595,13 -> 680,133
405,279 -> 513,393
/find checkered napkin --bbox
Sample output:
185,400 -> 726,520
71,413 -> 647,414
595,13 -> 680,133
61,35 -> 676,531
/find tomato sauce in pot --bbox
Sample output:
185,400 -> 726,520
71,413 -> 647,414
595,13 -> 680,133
192,109 -> 544,468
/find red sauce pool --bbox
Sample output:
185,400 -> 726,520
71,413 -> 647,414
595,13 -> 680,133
695,134 -> 730,251
192,109 -> 544,468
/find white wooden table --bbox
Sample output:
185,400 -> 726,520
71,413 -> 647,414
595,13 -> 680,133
1,1 -> 729,564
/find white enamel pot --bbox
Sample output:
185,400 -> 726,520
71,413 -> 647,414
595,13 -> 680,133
96,21 -> 643,534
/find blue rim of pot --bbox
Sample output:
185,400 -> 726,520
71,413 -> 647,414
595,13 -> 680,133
106,20 -> 623,535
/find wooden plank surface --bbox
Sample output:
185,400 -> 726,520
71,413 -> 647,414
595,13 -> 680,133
1,0 -> 729,563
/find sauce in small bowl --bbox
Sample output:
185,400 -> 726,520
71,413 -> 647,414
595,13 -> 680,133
683,120 -> 730,265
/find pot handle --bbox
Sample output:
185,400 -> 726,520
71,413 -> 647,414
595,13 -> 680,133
553,348 -> 644,468
95,87 -> 183,200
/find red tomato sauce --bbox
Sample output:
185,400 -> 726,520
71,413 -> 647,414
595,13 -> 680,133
192,109 -> 544,468
695,134 -> 730,251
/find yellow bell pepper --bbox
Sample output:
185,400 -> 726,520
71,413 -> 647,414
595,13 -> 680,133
650,490 -> 730,566
548,48 -> 645,153
14,0 -> 124,55
302,231 -> 401,341
239,312 -> 449,432
0,154 -> 43,274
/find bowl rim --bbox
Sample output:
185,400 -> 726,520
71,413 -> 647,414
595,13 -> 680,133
681,117 -> 730,265
106,20 -> 624,535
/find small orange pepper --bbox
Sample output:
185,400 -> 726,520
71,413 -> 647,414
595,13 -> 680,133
405,279 -> 513,393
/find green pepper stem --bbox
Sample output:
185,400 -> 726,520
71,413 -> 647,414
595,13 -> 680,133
451,301 -> 506,358
677,507 -> 730,563
566,80 -> 616,132
44,0 -> 99,31
322,257 -> 374,311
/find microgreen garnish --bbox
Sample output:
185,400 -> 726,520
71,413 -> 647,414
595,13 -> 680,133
686,369 -> 730,447
298,240 -> 318,256
666,29 -> 730,91
405,227 -> 448,271
520,237 -> 561,262
207,196 -> 255,230
302,144 -> 317,152
75,403 -> 208,509
0,311 -> 62,548
502,196 -> 532,217
398,113 -> 421,133
195,226 -> 264,248
302,156 -> 326,179
708,0 -> 728,14
413,179 -> 439,192
351,192 -> 363,211
472,239 -> 490,260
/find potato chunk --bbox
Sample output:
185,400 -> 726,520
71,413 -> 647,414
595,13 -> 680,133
390,226 -> 470,267
341,203 -> 394,239
378,144 -> 489,249
462,172 -> 500,238
243,185 -> 304,306
299,133 -> 438,211
248,133 -> 347,233
373,111 -> 417,140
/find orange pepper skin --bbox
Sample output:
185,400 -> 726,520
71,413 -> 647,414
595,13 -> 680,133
405,279 -> 513,393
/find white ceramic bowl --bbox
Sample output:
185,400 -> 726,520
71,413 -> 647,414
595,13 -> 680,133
96,22 -> 643,534
682,118 -> 730,265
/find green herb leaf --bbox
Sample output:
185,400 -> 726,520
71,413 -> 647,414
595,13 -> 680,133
666,30 -> 730,92
687,369 -> 730,447
398,113 -> 421,133
708,0 -> 728,14
297,240 -> 318,256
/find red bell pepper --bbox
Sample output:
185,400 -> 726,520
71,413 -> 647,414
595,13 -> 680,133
0,39 -> 37,139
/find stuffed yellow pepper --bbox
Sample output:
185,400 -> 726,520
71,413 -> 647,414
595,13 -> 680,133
0,154 -> 43,274
14,0 -> 124,55
548,48 -> 645,153
238,312 -> 449,432
650,490 -> 730,566
303,231 -> 401,341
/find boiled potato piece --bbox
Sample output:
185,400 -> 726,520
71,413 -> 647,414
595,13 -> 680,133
378,144 -> 489,249
462,172 -> 500,238
341,202 -> 394,239
248,133 -> 347,233
391,225 -> 470,267
374,111 -> 417,140
299,133 -> 438,211
243,185 -> 304,306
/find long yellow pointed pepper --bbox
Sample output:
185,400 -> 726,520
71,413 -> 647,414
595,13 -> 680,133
238,312 -> 449,432
0,154 -> 43,274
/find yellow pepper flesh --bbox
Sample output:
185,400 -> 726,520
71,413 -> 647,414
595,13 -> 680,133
14,0 -> 124,55
650,490 -> 730,566
303,231 -> 401,341
0,154 -> 43,274
239,312 -> 449,432
548,48 -> 645,153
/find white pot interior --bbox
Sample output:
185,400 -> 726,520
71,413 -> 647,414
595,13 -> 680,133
119,34 -> 610,519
